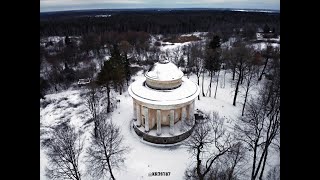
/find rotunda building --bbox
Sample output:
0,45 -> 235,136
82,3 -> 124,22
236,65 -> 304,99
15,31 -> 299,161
128,60 -> 200,144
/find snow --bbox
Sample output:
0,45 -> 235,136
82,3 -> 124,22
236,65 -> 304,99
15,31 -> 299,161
41,69 -> 279,180
95,14 -> 112,17
231,9 -> 278,13
221,35 -> 280,51
40,32 -> 279,180
251,42 -> 280,50
159,42 -> 191,52
180,32 -> 208,37
256,33 -> 280,42
146,62 -> 183,81
157,32 -> 206,54
40,90 -> 90,130
221,37 -> 237,48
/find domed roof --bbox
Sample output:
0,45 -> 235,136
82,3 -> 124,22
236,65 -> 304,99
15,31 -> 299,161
145,61 -> 184,81
129,77 -> 200,107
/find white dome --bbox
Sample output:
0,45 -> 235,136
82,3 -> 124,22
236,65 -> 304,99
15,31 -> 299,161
145,61 -> 184,90
145,62 -> 183,81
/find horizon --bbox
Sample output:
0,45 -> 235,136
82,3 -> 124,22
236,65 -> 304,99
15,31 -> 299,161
40,0 -> 280,13
40,7 -> 280,13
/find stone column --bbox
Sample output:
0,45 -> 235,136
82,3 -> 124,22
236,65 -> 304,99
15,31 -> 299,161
182,107 -> 187,124
133,101 -> 137,120
144,106 -> 149,132
156,110 -> 161,135
136,104 -> 141,127
169,110 -> 174,135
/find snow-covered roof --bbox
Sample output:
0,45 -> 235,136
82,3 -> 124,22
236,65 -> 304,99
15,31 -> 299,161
128,77 -> 200,106
145,61 -> 183,81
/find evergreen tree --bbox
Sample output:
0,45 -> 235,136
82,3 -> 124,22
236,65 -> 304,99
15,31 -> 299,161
65,35 -> 71,46
124,54 -> 131,86
40,77 -> 49,99
209,35 -> 221,50
97,44 -> 127,112
263,24 -> 270,33
205,35 -> 222,97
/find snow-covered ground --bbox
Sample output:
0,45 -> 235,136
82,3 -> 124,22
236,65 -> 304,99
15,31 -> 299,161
40,32 -> 279,180
40,68 -> 279,180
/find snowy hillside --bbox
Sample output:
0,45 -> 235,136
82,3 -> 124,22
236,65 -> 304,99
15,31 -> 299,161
40,32 -> 279,180
40,70 -> 279,180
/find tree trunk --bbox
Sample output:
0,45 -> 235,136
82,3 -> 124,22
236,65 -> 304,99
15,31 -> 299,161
258,146 -> 269,180
251,141 -> 258,180
258,57 -> 269,81
232,66 -> 236,80
240,71 -> 244,84
223,70 -> 226,88
214,70 -> 220,99
107,84 -> 111,113
64,62 -> 69,70
107,158 -> 116,180
233,71 -> 241,106
71,160 -> 81,180
119,85 -> 122,95
241,88 -> 249,116
73,168 -> 81,180
197,75 -> 200,100
228,147 -> 240,180
202,70 -> 206,97
207,71 -> 213,97
241,75 -> 251,116
196,145 -> 204,180
253,147 -> 267,180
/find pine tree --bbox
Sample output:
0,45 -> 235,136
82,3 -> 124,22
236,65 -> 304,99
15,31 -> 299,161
209,35 -> 221,50
263,24 -> 270,33
65,35 -> 71,46
96,44 -> 127,112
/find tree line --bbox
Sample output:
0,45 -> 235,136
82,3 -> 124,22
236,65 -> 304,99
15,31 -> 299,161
40,10 -> 279,38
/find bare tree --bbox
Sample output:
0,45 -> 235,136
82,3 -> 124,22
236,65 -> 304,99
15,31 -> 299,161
172,46 -> 183,66
266,165 -> 280,180
85,82 -> 101,137
204,35 -> 222,98
218,48 -> 230,90
235,66 -> 280,180
257,45 -> 277,81
184,112 -> 234,180
189,43 -> 204,100
231,42 -> 253,106
85,117 -> 129,180
241,63 -> 257,116
43,123 -> 84,180
201,66 -> 206,97
185,45 -> 193,78
221,142 -> 248,180
85,82 -> 100,119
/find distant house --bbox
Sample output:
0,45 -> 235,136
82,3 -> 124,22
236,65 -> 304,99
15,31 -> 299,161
77,78 -> 91,87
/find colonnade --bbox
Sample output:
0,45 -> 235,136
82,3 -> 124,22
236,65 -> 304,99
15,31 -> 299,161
133,101 -> 195,135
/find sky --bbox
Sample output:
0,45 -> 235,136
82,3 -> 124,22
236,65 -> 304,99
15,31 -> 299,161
40,0 -> 280,12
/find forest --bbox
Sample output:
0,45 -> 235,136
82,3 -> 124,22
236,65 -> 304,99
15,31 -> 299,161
40,9 -> 280,37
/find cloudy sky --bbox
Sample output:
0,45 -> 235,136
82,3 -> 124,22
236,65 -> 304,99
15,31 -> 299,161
40,0 -> 280,12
